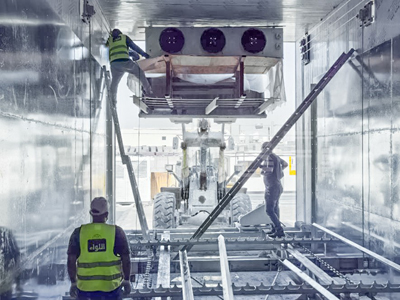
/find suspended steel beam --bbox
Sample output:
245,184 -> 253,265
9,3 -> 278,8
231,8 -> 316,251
179,250 -> 194,300
178,49 -> 355,256
280,259 -> 339,300
218,235 -> 234,300
313,223 -> 400,273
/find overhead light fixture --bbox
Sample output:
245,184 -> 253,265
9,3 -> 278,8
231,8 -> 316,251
200,28 -> 226,53
159,27 -> 185,53
241,28 -> 266,53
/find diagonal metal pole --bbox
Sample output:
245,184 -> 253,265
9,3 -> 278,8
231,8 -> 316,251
280,259 -> 339,300
104,70 -> 149,239
218,235 -> 235,300
178,49 -> 355,255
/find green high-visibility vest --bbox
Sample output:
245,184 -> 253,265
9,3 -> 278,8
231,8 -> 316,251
108,34 -> 129,62
77,223 -> 122,292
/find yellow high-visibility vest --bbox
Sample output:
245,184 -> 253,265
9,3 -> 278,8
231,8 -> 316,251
108,34 -> 129,62
77,223 -> 122,292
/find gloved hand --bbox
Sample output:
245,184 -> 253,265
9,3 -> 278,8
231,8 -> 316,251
143,53 -> 150,59
70,282 -> 79,299
121,280 -> 131,295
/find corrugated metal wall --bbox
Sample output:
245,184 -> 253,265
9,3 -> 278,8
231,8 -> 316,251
296,0 -> 400,259
0,0 -> 110,262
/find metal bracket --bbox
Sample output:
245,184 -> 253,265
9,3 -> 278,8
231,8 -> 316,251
132,96 -> 150,114
205,97 -> 220,115
80,0 -> 96,23
357,0 -> 375,27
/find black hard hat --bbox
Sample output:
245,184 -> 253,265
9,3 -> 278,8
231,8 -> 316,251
111,28 -> 122,38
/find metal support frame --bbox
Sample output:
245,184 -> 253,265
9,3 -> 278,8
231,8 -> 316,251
253,97 -> 277,114
235,58 -> 246,108
286,245 -> 339,285
280,259 -> 339,300
62,281 -> 400,299
104,70 -> 149,239
179,250 -> 194,300
156,232 -> 171,300
178,49 -> 355,256
131,235 -> 340,249
313,223 -> 400,272
239,58 -> 245,97
218,235 -> 234,299
164,55 -> 172,99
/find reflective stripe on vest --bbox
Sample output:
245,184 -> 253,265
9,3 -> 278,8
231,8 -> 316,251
108,34 -> 129,62
77,223 -> 122,292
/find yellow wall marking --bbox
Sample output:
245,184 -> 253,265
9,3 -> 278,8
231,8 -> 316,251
289,156 -> 296,175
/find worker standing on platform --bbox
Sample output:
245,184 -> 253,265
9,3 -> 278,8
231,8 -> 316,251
67,197 -> 131,300
0,227 -> 22,300
260,142 -> 288,238
106,28 -> 152,103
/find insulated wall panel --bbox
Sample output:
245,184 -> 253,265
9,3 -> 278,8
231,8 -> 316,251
0,0 -> 108,268
296,0 -> 400,259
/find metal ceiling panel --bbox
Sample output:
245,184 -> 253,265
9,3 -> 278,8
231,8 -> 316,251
97,0 -> 344,41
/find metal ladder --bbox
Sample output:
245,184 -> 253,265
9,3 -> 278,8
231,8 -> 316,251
180,48 -> 355,254
104,68 -> 149,240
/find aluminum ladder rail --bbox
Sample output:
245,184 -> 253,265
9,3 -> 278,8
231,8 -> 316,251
179,48 -> 355,254
104,70 -> 149,239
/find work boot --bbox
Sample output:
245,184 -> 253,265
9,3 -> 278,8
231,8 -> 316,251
264,226 -> 275,235
268,227 -> 285,238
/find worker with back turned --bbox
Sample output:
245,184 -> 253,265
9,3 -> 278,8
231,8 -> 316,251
67,197 -> 131,300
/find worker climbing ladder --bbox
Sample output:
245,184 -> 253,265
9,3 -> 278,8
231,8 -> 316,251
104,68 -> 149,240
179,48 -> 355,254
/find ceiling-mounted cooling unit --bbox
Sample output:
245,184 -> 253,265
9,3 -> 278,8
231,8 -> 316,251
146,27 -> 283,58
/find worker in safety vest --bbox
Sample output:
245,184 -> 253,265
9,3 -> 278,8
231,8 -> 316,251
260,142 -> 288,238
106,28 -> 152,103
67,197 -> 131,300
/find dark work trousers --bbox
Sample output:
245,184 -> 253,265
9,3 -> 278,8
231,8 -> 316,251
264,177 -> 283,230
110,60 -> 151,104
77,286 -> 123,300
